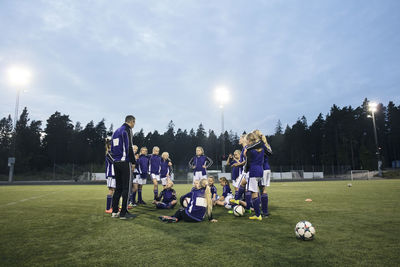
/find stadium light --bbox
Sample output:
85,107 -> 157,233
214,87 -> 230,169
368,101 -> 382,177
214,87 -> 230,109
7,65 -> 32,183
7,66 -> 32,87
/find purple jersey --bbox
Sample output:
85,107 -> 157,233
160,159 -> 172,178
185,188 -> 210,222
238,146 -> 247,174
105,152 -> 115,178
189,155 -> 213,175
156,188 -> 176,204
210,185 -> 217,198
263,143 -> 272,170
149,154 -> 161,175
245,147 -> 264,177
137,154 -> 150,179
230,159 -> 240,180
111,123 -> 136,163
222,184 -> 232,198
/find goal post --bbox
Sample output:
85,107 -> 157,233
350,170 -> 370,181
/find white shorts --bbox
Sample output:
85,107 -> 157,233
151,174 -> 161,181
132,174 -> 139,184
161,177 -> 169,186
107,177 -> 116,188
261,170 -> 271,187
247,177 -> 262,193
193,171 -> 207,184
137,178 -> 147,185
224,193 -> 233,206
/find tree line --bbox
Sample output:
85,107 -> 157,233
0,98 -> 399,176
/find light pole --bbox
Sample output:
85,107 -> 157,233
214,87 -> 230,171
7,66 -> 31,183
368,102 -> 382,177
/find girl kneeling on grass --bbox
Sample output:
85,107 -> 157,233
159,178 -> 217,223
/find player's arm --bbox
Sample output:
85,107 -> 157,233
180,192 -> 193,206
188,157 -> 195,169
205,156 -> 213,168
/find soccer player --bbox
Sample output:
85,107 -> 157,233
136,147 -> 149,205
208,176 -> 218,203
215,177 -> 234,208
129,145 -> 139,208
111,115 -> 136,220
159,178 -> 217,223
243,132 -> 266,221
226,150 -> 241,191
154,180 -> 177,209
160,152 -> 173,187
253,130 -> 273,217
149,146 -> 162,203
105,139 -> 115,214
188,146 -> 213,185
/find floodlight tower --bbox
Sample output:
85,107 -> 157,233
7,66 -> 32,183
368,102 -> 382,177
214,87 -> 230,162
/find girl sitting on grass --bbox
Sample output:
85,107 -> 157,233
159,178 -> 217,223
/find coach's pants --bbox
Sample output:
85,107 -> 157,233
112,161 -> 131,216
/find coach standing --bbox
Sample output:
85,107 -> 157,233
111,115 -> 136,219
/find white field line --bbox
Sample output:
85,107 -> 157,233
4,191 -> 59,206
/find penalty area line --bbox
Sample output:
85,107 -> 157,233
4,191 -> 60,206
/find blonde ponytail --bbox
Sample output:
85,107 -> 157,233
205,185 -> 213,218
200,178 -> 213,218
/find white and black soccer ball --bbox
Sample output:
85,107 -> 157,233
233,205 -> 245,217
182,197 -> 191,208
295,221 -> 316,241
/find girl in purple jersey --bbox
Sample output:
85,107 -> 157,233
215,177 -> 234,208
188,147 -> 213,185
159,178 -> 218,223
253,130 -> 273,217
105,139 -> 115,214
150,146 -> 162,203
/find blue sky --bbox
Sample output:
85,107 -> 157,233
0,0 -> 399,135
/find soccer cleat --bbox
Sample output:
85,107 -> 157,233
111,212 -> 120,218
120,212 -> 136,220
158,216 -> 178,223
229,199 -> 240,205
262,213 -> 269,218
228,210 -> 234,214
105,208 -> 113,214
138,200 -> 147,205
249,215 -> 262,221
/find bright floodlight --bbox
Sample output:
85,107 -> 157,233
215,87 -> 230,108
368,102 -> 378,113
7,66 -> 32,87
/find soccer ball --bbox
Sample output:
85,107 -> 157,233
348,183 -> 352,187
233,205 -> 245,217
295,221 -> 316,241
182,197 -> 191,208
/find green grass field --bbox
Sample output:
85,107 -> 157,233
1,180 -> 400,266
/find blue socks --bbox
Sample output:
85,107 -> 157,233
236,186 -> 245,200
132,191 -> 136,203
106,195 -> 112,210
245,192 -> 252,210
252,197 -> 261,217
154,189 -> 158,200
138,189 -> 143,202
261,193 -> 269,215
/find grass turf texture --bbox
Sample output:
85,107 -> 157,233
1,180 -> 399,266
